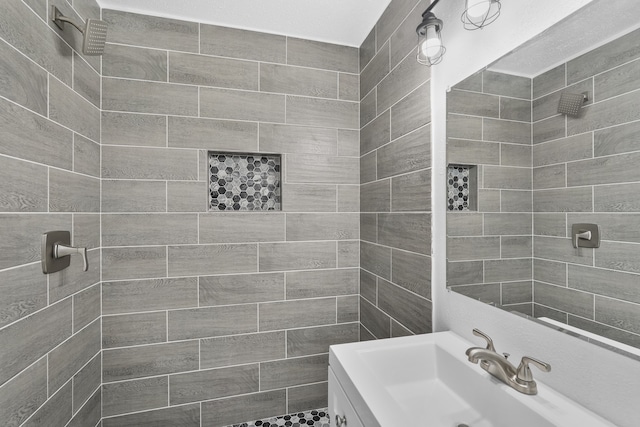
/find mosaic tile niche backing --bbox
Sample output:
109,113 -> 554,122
448,165 -> 471,211
209,152 -> 281,211
226,409 -> 330,427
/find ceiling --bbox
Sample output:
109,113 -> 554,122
489,0 -> 640,77
96,0 -> 393,47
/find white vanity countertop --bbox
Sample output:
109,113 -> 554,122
329,332 -> 618,427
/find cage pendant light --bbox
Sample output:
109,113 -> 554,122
416,11 -> 446,66
461,0 -> 501,30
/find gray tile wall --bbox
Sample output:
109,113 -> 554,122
530,28 -> 640,348
446,69 -> 533,315
2,1 -> 446,425
100,9 -> 359,426
0,1 -> 101,426
359,0 -> 433,339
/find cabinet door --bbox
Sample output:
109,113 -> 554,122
329,369 -> 364,427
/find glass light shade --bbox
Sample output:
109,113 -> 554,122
422,26 -> 442,56
461,0 -> 501,30
466,0 -> 491,19
416,12 -> 445,66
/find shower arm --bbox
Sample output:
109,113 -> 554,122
52,6 -> 85,33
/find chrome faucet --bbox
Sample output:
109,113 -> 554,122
465,329 -> 551,395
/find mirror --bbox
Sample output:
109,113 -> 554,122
446,0 -> 640,358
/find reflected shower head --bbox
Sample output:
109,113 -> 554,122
51,6 -> 108,56
558,91 -> 588,117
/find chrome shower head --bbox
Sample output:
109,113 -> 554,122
51,6 -> 108,56
82,19 -> 108,55
558,91 -> 588,117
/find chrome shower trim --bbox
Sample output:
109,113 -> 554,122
51,5 -> 108,56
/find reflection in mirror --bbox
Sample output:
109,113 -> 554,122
446,0 -> 640,357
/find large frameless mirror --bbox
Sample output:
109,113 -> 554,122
446,0 -> 640,359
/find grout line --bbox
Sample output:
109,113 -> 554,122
101,106 -> 361,132
359,323 -> 378,340
361,121 -> 431,157
285,387 -> 289,414
102,40 -> 360,75
258,362 -> 261,393
101,74 -> 361,105
47,72 -> 50,119
96,265 -> 361,287
101,319 -> 360,355
168,374 -> 171,406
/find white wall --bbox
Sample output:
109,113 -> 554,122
430,1 -> 640,425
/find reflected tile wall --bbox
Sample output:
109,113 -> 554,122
446,69 -> 533,315
446,27 -> 640,348
531,28 -> 640,348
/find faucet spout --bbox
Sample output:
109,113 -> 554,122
467,347 -> 509,365
466,347 -> 517,383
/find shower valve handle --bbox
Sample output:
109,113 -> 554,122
574,230 -> 591,248
54,243 -> 89,272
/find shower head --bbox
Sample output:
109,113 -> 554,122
558,91 -> 588,117
82,20 -> 108,55
51,6 -> 108,56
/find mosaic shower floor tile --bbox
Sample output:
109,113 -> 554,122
226,408 -> 330,427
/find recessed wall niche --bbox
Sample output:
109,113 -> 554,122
208,152 -> 281,211
447,164 -> 477,211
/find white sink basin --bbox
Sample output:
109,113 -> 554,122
329,331 -> 616,427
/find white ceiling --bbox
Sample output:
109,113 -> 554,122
96,0 -> 393,47
489,0 -> 640,77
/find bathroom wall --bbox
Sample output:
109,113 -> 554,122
433,1 -> 640,425
359,0 -> 433,339
99,10 -> 360,426
0,0 -> 102,426
531,28 -> 640,348
446,70 -> 533,314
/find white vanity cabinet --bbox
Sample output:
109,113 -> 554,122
328,369 -> 364,427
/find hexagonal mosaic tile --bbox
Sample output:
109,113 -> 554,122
448,165 -> 470,211
225,408 -> 330,427
209,152 -> 281,211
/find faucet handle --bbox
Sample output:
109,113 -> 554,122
472,328 -> 496,352
54,243 -> 89,272
516,356 -> 551,382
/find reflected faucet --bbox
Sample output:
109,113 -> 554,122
465,329 -> 551,395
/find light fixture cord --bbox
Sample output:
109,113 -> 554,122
424,0 -> 443,14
